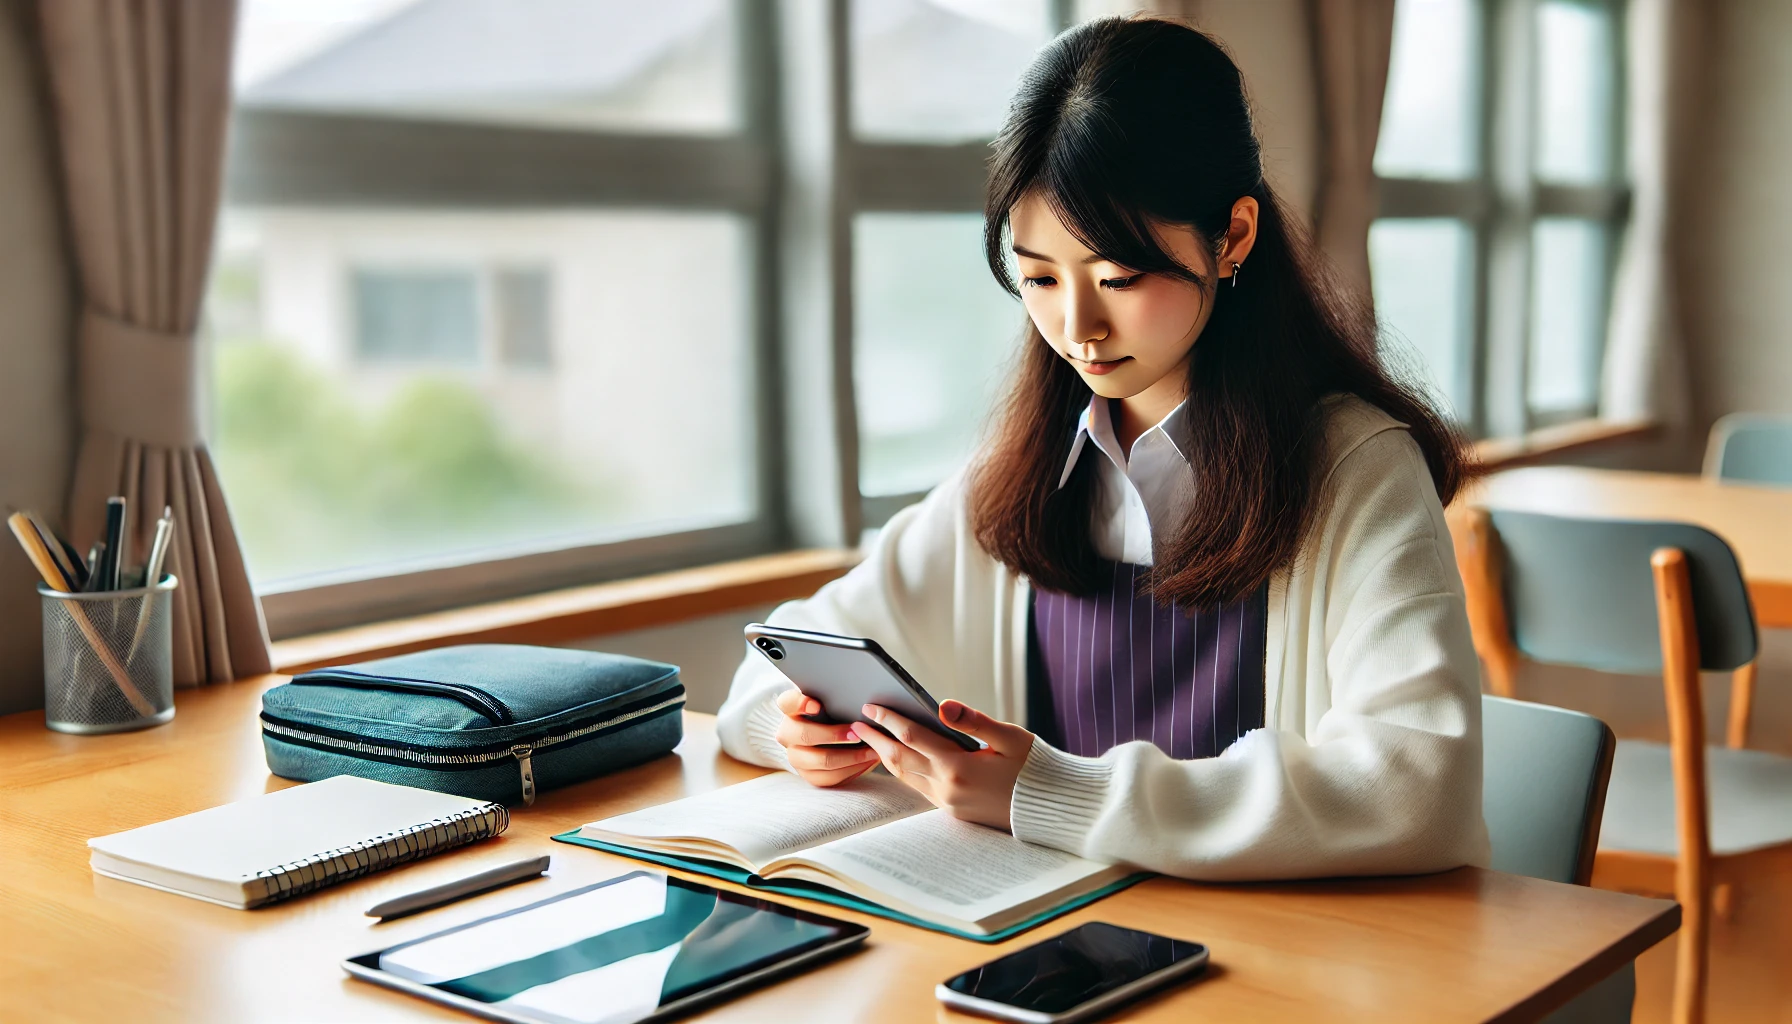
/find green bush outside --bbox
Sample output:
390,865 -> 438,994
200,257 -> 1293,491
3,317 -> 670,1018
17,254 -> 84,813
212,342 -> 604,582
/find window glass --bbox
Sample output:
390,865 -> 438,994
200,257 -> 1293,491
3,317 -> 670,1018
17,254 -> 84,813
352,269 -> 480,363
1533,1 -> 1615,184
207,209 -> 754,585
1368,218 -> 1475,421
234,0 -> 739,134
1375,0 -> 1480,179
1527,218 -> 1608,417
850,0 -> 1052,143
853,213 -> 1024,497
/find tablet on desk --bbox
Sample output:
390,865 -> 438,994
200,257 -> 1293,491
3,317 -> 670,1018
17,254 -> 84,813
344,870 -> 868,1024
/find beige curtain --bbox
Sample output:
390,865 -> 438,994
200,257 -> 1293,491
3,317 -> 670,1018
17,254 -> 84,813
1599,0 -> 1693,430
1123,0 -> 1393,297
38,0 -> 270,686
1306,0 -> 1395,298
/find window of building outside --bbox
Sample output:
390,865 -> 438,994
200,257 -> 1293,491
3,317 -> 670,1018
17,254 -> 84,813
1369,0 -> 1628,437
351,269 -> 480,363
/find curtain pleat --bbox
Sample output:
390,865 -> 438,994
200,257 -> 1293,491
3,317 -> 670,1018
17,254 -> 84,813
1307,0 -> 1395,299
40,0 -> 269,686
1599,0 -> 1693,429
1132,0 -> 1394,299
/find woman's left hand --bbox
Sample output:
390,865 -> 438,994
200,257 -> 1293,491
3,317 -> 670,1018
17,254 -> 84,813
851,700 -> 1035,832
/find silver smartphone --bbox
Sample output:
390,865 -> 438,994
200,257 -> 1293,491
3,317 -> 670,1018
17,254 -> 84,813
935,922 -> 1209,1024
743,623 -> 979,751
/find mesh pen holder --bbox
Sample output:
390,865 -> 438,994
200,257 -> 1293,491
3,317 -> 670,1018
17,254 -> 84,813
40,574 -> 178,734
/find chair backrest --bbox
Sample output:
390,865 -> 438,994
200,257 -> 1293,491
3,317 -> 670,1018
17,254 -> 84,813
1489,510 -> 1757,675
1705,413 -> 1792,487
1481,695 -> 1615,885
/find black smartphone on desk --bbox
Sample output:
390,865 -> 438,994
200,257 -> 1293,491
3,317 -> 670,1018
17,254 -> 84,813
744,623 -> 979,750
936,922 -> 1209,1023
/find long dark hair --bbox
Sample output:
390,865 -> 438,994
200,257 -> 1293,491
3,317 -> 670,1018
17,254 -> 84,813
967,16 -> 1472,607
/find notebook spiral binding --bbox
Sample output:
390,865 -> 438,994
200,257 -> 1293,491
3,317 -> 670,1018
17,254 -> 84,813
249,802 -> 510,906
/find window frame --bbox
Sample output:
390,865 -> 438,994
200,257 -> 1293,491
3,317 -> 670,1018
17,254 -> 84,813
1372,0 -> 1630,439
233,0 -> 788,637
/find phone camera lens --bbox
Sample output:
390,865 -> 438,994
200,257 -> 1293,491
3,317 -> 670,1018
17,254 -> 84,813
756,638 -> 785,661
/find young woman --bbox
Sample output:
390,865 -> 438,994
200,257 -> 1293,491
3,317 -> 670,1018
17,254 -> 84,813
717,16 -> 1489,881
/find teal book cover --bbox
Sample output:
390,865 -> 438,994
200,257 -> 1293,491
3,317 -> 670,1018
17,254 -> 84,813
552,830 -> 1149,944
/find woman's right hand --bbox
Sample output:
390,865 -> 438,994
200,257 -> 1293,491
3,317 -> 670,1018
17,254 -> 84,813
774,688 -> 881,787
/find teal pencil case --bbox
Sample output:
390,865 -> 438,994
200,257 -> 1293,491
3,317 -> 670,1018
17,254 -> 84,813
261,645 -> 684,807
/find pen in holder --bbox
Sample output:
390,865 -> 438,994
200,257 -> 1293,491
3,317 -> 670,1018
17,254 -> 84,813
40,574 -> 178,734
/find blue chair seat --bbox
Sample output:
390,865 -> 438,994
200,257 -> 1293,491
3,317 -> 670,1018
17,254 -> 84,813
1599,740 -> 1792,857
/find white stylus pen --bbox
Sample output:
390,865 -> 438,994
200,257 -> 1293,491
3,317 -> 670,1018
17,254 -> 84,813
365,855 -> 551,921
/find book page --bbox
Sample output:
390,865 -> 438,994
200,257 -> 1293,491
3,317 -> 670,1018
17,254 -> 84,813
580,771 -> 932,868
771,810 -> 1122,928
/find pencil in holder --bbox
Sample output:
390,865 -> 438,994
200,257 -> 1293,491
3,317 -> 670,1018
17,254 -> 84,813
39,574 -> 178,734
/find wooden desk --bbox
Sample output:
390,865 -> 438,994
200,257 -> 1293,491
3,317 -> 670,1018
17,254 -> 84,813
1468,466 -> 1792,628
0,675 -> 1676,1023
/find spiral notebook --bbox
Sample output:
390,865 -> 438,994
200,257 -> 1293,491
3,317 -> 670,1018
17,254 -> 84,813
87,775 -> 509,909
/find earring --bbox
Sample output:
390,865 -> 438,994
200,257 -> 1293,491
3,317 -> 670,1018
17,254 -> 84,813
1230,261 -> 1242,288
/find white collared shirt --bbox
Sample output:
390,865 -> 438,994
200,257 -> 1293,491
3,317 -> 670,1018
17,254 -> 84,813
1057,397 -> 1195,565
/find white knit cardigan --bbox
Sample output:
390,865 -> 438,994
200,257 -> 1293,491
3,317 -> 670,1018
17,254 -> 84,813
717,397 -> 1492,881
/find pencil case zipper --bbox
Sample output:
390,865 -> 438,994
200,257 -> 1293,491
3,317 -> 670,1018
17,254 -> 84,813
289,670 -> 517,725
259,688 -> 685,807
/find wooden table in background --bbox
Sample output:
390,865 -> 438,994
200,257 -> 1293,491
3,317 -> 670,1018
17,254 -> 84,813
0,676 -> 1676,1023
1468,466 -> 1792,628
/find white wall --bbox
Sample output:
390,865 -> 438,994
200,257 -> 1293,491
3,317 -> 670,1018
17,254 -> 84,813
571,604 -> 775,715
1679,0 -> 1792,430
0,2 -> 74,715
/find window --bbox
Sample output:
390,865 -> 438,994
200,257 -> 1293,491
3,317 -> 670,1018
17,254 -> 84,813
1368,219 -> 1476,417
1371,0 -> 1627,436
844,1 -> 1061,524
207,0 -> 1071,634
850,0 -> 1053,142
212,0 -> 769,635
853,212 -> 1022,501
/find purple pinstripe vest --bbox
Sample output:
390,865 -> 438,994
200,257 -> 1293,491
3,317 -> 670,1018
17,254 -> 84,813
1029,560 -> 1268,760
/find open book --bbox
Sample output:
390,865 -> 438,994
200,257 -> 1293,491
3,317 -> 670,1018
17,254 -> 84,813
556,772 -> 1142,941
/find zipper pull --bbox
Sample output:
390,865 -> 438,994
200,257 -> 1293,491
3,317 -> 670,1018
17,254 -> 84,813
511,743 -> 536,807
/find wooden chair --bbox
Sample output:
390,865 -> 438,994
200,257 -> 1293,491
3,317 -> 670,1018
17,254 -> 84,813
1453,507 -> 1792,1024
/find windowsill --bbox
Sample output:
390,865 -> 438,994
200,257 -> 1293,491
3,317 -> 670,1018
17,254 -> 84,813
1473,419 -> 1657,471
269,548 -> 861,674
